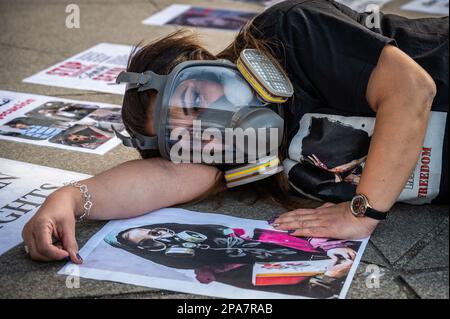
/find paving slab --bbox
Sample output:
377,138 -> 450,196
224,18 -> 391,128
404,225 -> 449,271
345,262 -> 412,299
0,140 -> 140,176
0,0 -> 259,56
401,271 -> 449,299
369,205 -> 448,265
360,241 -> 391,268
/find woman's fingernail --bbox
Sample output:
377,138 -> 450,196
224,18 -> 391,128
267,215 -> 279,224
76,253 -> 83,262
271,223 -> 280,227
287,230 -> 296,234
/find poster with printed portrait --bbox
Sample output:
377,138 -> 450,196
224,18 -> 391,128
59,208 -> 368,299
142,4 -> 257,31
0,90 -> 123,154
401,0 -> 449,15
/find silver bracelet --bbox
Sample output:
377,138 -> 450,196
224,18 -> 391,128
65,180 -> 93,222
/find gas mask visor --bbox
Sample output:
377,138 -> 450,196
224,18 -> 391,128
163,64 -> 286,163
115,60 -> 285,165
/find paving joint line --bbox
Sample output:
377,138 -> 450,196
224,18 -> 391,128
393,217 -> 449,270
401,266 -> 449,275
394,275 -> 421,299
367,239 -> 394,269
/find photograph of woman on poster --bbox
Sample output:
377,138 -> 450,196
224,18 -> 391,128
49,125 -> 113,149
86,107 -> 125,132
87,108 -> 123,126
104,223 -> 360,298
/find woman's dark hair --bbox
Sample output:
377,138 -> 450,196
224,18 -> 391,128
116,228 -> 165,251
121,22 -> 300,210
121,30 -> 217,159
61,128 -> 97,146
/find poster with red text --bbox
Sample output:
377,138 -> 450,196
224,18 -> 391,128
23,43 -> 132,94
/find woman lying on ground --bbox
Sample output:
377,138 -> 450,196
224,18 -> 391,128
23,0 -> 448,263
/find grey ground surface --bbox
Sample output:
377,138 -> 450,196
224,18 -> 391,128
0,0 -> 448,299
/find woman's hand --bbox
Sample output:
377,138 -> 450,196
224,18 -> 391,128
22,187 -> 83,264
270,202 -> 379,239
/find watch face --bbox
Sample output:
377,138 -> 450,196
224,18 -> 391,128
351,195 -> 367,216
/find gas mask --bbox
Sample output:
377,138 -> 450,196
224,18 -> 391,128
114,49 -> 294,187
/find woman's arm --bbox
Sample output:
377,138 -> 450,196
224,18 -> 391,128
70,157 -> 223,220
359,44 -> 436,210
272,45 -> 436,239
22,158 -> 223,262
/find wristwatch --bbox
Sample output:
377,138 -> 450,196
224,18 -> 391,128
350,194 -> 387,220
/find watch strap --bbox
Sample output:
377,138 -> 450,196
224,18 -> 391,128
364,207 -> 387,220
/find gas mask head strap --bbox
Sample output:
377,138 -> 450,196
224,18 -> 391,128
114,70 -> 167,150
116,71 -> 167,93
112,126 -> 158,151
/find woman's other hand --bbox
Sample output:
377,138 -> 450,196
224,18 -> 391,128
270,202 -> 378,239
22,186 -> 83,264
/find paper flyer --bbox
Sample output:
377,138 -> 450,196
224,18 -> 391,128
264,0 -> 392,12
142,4 -> 257,31
401,0 -> 449,15
0,158 -> 91,255
0,90 -> 124,154
59,208 -> 368,299
23,43 -> 132,94
335,0 -> 392,12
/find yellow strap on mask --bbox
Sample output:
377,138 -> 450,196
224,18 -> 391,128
224,155 -> 284,188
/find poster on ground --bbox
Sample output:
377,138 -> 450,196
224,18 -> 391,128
142,4 -> 258,31
23,43 -> 132,94
401,0 -> 449,15
0,90 -> 123,154
263,0 -> 392,12
59,208 -> 368,299
0,158 -> 90,255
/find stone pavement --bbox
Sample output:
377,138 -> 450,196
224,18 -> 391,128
0,0 -> 448,299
